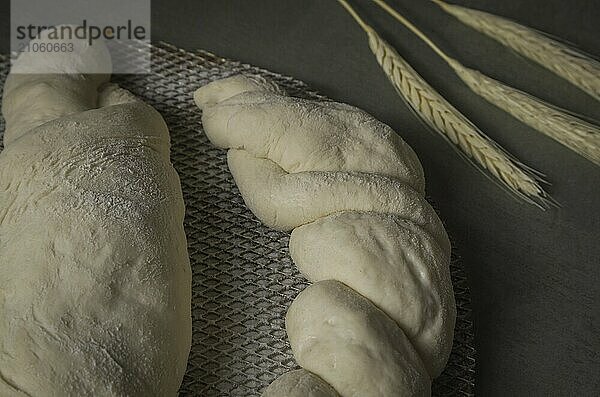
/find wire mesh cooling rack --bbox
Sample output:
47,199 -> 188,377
0,42 -> 476,396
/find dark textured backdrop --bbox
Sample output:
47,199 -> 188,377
1,1 -> 599,396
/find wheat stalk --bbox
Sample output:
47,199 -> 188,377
452,63 -> 600,165
432,0 -> 600,101
336,0 -> 549,207
373,0 -> 600,166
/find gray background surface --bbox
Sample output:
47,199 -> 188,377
1,0 -> 599,395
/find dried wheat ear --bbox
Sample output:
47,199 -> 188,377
432,0 -> 600,102
338,0 -> 551,207
374,0 -> 600,166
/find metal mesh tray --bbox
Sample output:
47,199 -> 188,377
0,42 -> 475,396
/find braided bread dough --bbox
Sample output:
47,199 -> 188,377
290,212 -> 453,377
262,369 -> 339,397
0,32 -> 191,396
288,280 -> 430,396
195,75 -> 456,396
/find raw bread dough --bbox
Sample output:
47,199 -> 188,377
0,30 -> 191,396
286,280 -> 430,397
227,148 -> 447,245
290,211 -> 454,377
2,24 -> 112,145
261,369 -> 339,397
196,77 -> 425,193
194,75 -> 455,396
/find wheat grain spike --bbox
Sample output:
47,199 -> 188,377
451,62 -> 600,165
373,0 -> 600,166
432,0 -> 600,101
336,0 -> 550,206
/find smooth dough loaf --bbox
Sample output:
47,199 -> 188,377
0,31 -> 191,396
194,75 -> 455,396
